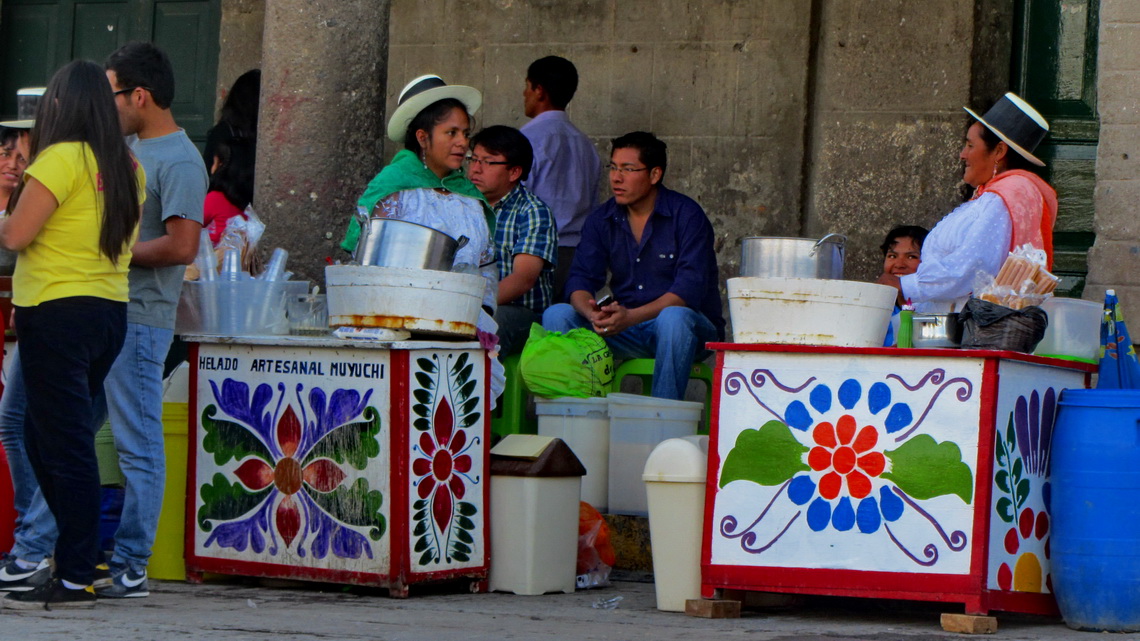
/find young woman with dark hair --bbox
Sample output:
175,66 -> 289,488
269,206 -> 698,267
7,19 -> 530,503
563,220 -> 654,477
0,60 -> 144,610
203,69 -> 260,168
203,138 -> 255,244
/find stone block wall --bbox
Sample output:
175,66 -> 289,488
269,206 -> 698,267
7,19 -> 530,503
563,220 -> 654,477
1088,0 -> 1140,320
805,0 -> 1006,282
386,0 -> 814,285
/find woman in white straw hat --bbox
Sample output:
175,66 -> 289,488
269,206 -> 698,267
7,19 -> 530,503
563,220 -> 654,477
342,74 -> 496,295
877,92 -> 1058,313
340,74 -> 506,399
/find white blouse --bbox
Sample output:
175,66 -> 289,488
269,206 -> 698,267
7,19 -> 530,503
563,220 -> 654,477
899,192 -> 1012,314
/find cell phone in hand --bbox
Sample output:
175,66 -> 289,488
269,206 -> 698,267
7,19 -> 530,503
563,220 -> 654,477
595,295 -> 614,308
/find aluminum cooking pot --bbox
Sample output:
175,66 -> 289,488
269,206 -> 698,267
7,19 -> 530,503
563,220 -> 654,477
354,211 -> 467,271
739,234 -> 846,279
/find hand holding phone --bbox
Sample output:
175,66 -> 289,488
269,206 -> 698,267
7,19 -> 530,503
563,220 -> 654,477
595,295 -> 615,308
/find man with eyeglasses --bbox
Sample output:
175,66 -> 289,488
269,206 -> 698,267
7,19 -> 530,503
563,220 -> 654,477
542,131 -> 724,401
520,56 -> 600,303
466,126 -> 557,356
96,41 -> 207,599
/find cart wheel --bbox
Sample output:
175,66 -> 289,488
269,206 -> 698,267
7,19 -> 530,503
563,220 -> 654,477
185,570 -> 205,584
388,583 -> 409,599
469,579 -> 488,594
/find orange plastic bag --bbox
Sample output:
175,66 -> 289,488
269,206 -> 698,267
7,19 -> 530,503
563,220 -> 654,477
577,502 -> 615,588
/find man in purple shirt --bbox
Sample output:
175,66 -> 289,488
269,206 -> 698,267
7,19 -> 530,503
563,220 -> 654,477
542,132 -> 724,400
520,56 -> 601,302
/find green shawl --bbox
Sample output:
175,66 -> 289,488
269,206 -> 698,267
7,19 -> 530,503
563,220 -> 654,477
340,149 -> 495,252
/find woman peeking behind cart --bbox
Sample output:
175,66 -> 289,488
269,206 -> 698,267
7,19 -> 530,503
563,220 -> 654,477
877,93 -> 1057,314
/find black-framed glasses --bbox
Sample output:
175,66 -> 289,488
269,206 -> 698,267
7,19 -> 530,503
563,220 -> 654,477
113,86 -> 150,97
606,163 -> 650,176
464,154 -> 510,168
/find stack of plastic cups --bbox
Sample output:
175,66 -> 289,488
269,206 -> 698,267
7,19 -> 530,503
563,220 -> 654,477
219,249 -> 244,334
257,249 -> 289,330
195,230 -> 219,333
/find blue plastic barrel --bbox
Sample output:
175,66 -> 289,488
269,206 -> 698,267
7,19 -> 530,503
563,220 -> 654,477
1051,388 -> 1140,631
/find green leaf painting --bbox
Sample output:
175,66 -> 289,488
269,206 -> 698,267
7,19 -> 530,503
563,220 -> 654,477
306,477 -> 387,540
883,434 -> 973,504
201,405 -> 272,466
197,473 -> 272,531
720,420 -> 810,488
302,405 -> 382,470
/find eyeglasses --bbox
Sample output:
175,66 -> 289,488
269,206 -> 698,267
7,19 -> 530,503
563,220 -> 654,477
113,86 -> 150,97
465,154 -> 510,168
606,164 -> 650,176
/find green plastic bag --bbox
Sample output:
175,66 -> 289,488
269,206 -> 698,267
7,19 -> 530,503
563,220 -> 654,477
519,324 -> 613,398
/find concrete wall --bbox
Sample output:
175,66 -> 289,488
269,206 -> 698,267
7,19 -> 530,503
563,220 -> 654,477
212,0 -> 266,118
386,0 -> 814,285
804,0 -> 1011,282
1087,0 -> 1140,321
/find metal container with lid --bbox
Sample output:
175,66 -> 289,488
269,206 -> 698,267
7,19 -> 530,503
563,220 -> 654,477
353,212 -> 467,271
739,234 -> 846,280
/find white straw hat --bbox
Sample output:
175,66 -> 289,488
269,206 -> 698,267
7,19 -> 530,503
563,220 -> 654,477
0,87 -> 46,129
386,75 -> 481,143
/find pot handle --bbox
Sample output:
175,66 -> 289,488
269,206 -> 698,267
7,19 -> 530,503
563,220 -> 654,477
353,206 -> 371,262
455,235 -> 469,250
810,233 -> 847,257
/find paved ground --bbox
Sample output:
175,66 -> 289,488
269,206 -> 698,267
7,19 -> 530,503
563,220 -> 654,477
0,578 -> 1133,640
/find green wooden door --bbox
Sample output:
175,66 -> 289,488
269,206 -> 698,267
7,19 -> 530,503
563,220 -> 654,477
1011,0 -> 1099,297
0,0 -> 220,144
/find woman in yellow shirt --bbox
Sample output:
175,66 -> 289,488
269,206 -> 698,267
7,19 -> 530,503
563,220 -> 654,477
0,60 -> 143,610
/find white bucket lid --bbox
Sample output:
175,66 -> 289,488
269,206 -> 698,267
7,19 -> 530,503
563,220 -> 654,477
535,396 -> 609,417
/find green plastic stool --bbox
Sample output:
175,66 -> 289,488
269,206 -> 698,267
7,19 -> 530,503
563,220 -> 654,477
612,359 -> 715,434
491,353 -> 536,438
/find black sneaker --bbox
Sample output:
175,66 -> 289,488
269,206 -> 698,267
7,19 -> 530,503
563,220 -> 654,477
92,562 -> 115,587
0,556 -> 51,592
94,567 -> 148,598
3,579 -> 96,610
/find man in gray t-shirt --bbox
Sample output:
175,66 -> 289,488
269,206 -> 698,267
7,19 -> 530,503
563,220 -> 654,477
98,42 -> 207,599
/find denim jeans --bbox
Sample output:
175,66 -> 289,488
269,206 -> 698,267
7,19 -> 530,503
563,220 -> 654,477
93,322 -> 173,572
0,347 -> 58,562
493,304 -> 540,357
16,297 -> 126,585
542,303 -> 718,400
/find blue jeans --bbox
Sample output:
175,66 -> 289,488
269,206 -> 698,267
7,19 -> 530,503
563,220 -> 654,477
94,322 -> 173,572
542,303 -> 717,400
0,347 -> 58,562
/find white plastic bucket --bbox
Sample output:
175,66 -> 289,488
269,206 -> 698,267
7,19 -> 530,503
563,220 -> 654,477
536,397 -> 610,511
727,276 -> 896,346
325,265 -> 483,337
607,393 -> 703,516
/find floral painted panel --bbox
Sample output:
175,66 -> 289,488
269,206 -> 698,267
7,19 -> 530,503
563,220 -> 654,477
712,352 -> 982,574
407,349 -> 486,573
194,343 -> 391,573
985,361 -> 1085,593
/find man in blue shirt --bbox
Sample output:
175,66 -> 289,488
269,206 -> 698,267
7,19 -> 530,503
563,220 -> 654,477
467,125 -> 558,356
520,56 -> 601,302
542,132 -> 724,400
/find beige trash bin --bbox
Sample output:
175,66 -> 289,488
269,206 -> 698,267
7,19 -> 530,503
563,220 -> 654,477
643,435 -> 709,612
489,435 -> 586,595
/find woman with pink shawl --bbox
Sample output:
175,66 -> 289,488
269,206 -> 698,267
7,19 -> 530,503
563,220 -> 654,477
878,93 -> 1057,314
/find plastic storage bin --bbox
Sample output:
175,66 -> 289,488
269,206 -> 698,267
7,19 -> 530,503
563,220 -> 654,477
644,436 -> 709,612
536,397 -> 609,511
149,402 -> 189,580
489,435 -> 586,595
607,393 -> 703,516
175,280 -> 309,336
1034,297 -> 1102,363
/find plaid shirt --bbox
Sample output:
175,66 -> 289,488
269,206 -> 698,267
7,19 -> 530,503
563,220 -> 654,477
494,184 -> 558,313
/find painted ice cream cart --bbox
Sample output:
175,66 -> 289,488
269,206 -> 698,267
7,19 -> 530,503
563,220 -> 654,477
183,335 -> 489,597
702,343 -> 1093,615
